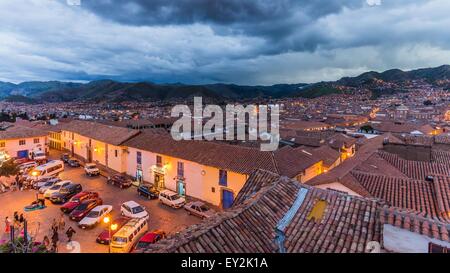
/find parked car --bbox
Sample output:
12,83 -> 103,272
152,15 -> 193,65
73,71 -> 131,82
49,183 -> 83,204
38,180 -> 62,193
78,205 -> 113,229
25,160 -> 64,182
60,153 -> 70,163
120,201 -> 149,219
133,230 -> 166,252
60,191 -> 99,214
84,163 -> 100,176
184,201 -> 216,219
137,185 -> 159,199
96,217 -> 130,245
107,174 -> 132,189
69,198 -> 103,222
14,158 -> 32,165
159,190 -> 186,209
43,180 -> 72,198
19,161 -> 37,174
67,158 -> 81,167
33,177 -> 61,190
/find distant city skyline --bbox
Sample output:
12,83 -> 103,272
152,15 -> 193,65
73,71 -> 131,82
1,0 -> 449,85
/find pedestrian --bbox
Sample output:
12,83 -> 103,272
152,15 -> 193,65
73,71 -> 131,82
66,226 -> 76,242
19,214 -> 24,224
43,235 -> 50,250
51,218 -> 58,232
51,229 -> 59,252
4,217 -> 11,234
13,212 -> 19,230
59,213 -> 65,231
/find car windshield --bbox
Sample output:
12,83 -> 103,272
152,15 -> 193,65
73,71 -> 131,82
44,182 -> 53,186
87,165 -> 96,169
136,241 -> 150,249
35,152 -> 44,156
171,194 -> 181,200
60,188 -> 70,194
112,236 -> 127,244
132,206 -> 145,214
199,205 -> 210,212
76,203 -> 89,210
49,185 -> 61,190
86,211 -> 100,218
71,197 -> 80,202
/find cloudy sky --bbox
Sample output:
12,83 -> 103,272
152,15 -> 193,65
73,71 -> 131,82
0,0 -> 449,85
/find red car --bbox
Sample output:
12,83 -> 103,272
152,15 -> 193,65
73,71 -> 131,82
69,198 -> 103,222
60,191 -> 99,214
132,230 -> 166,252
96,217 -> 130,245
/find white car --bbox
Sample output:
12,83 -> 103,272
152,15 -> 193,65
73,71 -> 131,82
84,163 -> 100,176
78,205 -> 113,229
34,177 -> 61,190
120,201 -> 149,219
159,190 -> 186,209
43,180 -> 72,198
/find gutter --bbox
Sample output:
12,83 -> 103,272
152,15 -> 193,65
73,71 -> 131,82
275,187 -> 309,253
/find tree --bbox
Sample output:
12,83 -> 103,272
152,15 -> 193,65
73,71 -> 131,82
0,159 -> 20,178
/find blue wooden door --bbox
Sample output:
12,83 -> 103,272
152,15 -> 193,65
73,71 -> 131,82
17,150 -> 29,159
222,190 -> 234,209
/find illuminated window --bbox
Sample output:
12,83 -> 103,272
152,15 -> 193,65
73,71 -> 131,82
307,199 -> 328,223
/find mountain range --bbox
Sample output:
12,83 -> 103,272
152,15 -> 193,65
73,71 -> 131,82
1,65 -> 449,104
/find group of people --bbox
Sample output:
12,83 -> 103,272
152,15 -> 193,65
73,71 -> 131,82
41,213 -> 76,252
3,211 -> 26,234
4,212 -> 77,253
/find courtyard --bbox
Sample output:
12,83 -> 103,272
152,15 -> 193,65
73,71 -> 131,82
0,160 -> 202,253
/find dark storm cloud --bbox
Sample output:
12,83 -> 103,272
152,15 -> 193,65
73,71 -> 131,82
81,0 -> 363,52
1,0 -> 450,85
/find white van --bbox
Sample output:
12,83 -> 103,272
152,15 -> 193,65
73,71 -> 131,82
110,217 -> 148,253
27,160 -> 64,182
31,150 -> 47,162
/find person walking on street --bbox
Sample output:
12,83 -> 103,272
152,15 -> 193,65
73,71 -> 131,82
59,213 -> 65,231
51,229 -> 59,253
66,226 -> 76,242
4,217 -> 11,234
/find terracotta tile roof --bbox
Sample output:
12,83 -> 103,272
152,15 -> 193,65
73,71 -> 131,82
431,150 -> 450,164
435,135 -> 450,145
380,207 -> 450,242
370,122 -> 419,134
142,169 -> 382,253
305,145 -> 341,167
327,133 -> 357,149
273,146 -> 320,178
123,132 -> 279,175
353,153 -> 409,178
0,125 -> 48,140
306,134 -> 386,194
350,171 -> 449,222
378,151 -> 450,180
60,120 -> 140,146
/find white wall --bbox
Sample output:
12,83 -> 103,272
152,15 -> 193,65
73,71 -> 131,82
383,224 -> 450,253
0,136 -> 47,158
315,182 -> 362,197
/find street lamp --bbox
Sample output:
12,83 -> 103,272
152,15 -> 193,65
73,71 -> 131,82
103,216 -> 118,254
